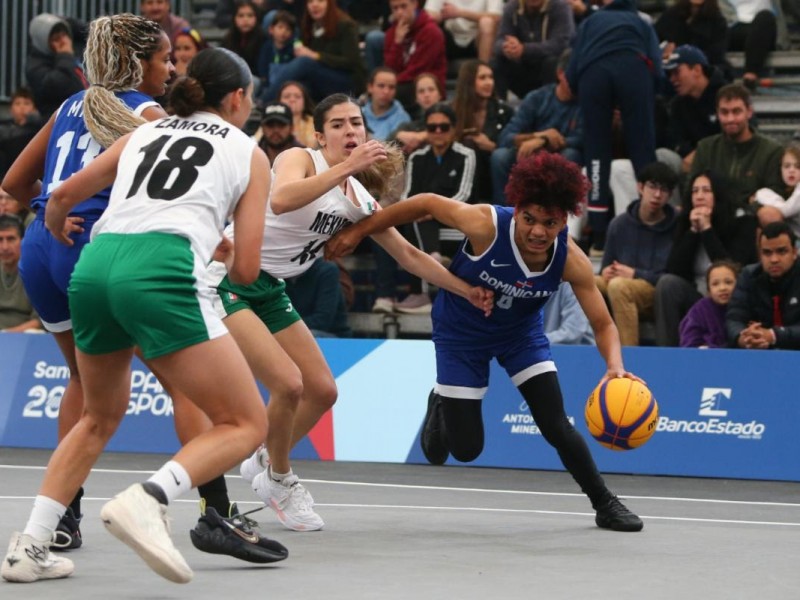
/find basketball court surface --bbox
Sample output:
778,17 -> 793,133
1,448 -> 798,599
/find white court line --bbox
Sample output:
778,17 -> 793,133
2,463 -> 799,508
0,495 -> 797,528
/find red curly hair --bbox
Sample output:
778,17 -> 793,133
505,153 -> 588,216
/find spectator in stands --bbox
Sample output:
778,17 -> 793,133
490,49 -> 582,204
690,83 -> 783,215
140,0 -> 192,50
720,0 -> 777,90
424,0 -> 503,63
663,45 -> 726,173
0,187 -> 34,230
373,103 -> 477,314
452,60 -> 514,203
258,101 -> 306,162
0,215 -> 40,332
388,73 -> 445,155
362,67 -> 411,141
754,143 -> 800,236
566,0 -> 662,255
492,0 -> 574,102
595,162 -> 678,346
384,0 -> 447,111
544,284 -> 596,345
256,10 -> 296,104
221,0 -> 267,74
654,170 -> 757,346
285,258 -> 352,337
278,80 -> 317,147
655,0 -> 730,74
679,259 -> 740,348
726,221 -> 800,349
25,13 -> 88,119
259,0 -> 365,102
172,28 -> 208,77
0,88 -> 43,182
215,0 -> 271,28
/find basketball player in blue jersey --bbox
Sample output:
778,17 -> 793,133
327,152 -> 644,532
3,14 -> 278,563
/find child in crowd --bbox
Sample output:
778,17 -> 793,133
754,143 -> 800,237
221,0 -> 266,75
172,28 -> 208,77
679,260 -> 740,348
256,10 -> 297,105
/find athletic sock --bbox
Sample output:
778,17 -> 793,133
147,460 -> 192,504
197,474 -> 230,516
269,467 -> 293,485
23,495 -> 66,542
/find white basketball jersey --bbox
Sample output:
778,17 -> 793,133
94,111 -> 256,266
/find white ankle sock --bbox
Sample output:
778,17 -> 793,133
148,460 -> 192,504
269,467 -> 293,484
23,495 -> 66,542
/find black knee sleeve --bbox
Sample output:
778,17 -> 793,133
440,395 -> 484,463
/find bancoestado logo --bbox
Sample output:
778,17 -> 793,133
23,361 -> 174,419
502,400 -> 575,435
657,387 -> 765,440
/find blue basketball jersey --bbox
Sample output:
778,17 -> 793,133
432,205 -> 568,348
30,89 -> 158,216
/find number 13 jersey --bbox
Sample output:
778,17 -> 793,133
94,111 -> 256,266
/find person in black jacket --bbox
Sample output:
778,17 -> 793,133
654,0 -> 729,74
25,14 -> 88,119
654,170 -> 757,346
726,221 -> 800,349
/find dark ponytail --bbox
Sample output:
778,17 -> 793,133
168,47 -> 251,117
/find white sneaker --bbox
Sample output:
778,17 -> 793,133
371,297 -> 395,313
240,445 -> 269,483
100,484 -> 193,583
395,293 -> 432,314
252,469 -> 324,532
1,532 -> 74,583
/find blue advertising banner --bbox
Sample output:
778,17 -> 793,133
1,335 -> 798,482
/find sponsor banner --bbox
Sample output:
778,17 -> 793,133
1,336 -> 799,482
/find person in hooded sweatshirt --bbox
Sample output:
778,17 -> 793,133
25,13 -> 88,119
565,0 -> 663,255
594,161 -> 678,346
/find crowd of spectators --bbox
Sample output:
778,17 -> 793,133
2,0 -> 799,347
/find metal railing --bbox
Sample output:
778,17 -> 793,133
1,0 -> 193,101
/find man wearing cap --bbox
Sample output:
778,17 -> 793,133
663,45 -> 726,173
257,102 -> 305,164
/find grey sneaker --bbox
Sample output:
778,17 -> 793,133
1,532 -> 74,583
100,483 -> 193,583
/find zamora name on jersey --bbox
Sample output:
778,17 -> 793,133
155,117 -> 231,138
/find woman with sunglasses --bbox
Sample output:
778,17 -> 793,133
388,102 -> 477,314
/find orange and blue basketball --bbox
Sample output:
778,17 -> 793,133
585,379 -> 658,451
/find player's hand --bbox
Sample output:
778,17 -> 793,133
45,204 -> 79,246
325,225 -> 364,259
212,235 -> 234,263
344,139 -> 388,175
600,369 -> 645,385
467,286 -> 494,317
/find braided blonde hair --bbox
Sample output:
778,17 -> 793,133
82,14 -> 163,148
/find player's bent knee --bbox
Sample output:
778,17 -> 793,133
448,440 -> 483,463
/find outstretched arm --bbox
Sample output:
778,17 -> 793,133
371,226 -> 493,316
326,193 -> 495,259
563,237 -> 643,383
